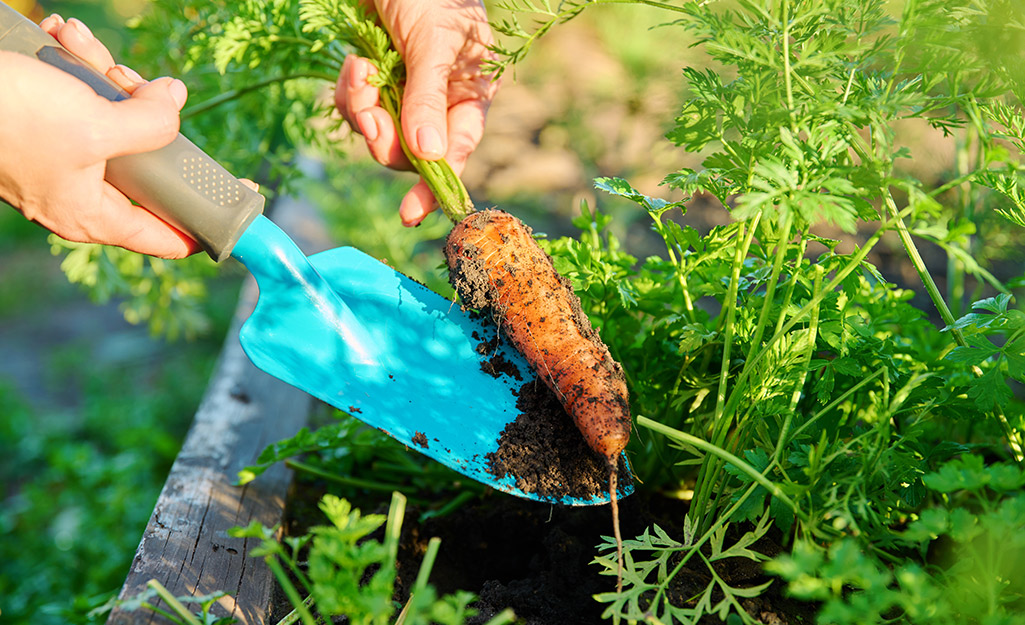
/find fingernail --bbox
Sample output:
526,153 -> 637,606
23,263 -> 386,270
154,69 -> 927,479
113,64 -> 144,85
357,110 -> 379,141
167,78 -> 188,109
350,59 -> 368,88
416,126 -> 444,159
68,18 -> 94,39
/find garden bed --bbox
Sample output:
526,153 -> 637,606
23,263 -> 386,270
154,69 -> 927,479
106,192 -> 333,625
270,480 -> 814,625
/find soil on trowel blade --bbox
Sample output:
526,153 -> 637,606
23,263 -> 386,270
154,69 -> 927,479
486,378 -> 629,501
470,329 -> 629,502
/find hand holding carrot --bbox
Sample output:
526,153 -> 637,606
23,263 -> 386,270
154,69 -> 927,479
334,0 -> 499,227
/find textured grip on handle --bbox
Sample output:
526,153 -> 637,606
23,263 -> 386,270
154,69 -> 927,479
0,1 -> 264,261
105,137 -> 263,261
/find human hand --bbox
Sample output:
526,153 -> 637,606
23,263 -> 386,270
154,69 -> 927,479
334,0 -> 499,226
0,14 -> 198,258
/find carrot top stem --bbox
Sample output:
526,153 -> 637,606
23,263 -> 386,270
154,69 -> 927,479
380,87 -> 476,223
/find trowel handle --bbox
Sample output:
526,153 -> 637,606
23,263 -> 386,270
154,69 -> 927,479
0,2 -> 264,262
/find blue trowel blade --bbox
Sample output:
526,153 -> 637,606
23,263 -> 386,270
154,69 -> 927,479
231,216 -> 632,506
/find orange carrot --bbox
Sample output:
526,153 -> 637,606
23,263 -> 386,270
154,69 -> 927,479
444,209 -> 630,589
444,209 -> 632,464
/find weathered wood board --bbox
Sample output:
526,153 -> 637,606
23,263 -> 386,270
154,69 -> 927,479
107,188 -> 332,624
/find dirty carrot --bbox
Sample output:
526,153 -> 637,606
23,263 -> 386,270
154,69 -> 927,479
444,209 -> 631,589
444,209 -> 632,463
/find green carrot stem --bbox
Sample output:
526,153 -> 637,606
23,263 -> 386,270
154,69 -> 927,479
377,88 -> 476,223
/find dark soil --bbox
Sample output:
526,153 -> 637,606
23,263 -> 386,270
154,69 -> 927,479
391,492 -> 810,625
275,476 -> 811,625
485,378 -> 629,501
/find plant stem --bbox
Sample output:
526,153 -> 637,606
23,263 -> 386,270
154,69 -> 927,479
781,0 -> 795,115
274,595 -> 317,625
692,216 -> 759,530
384,491 -> 407,564
413,537 -> 442,593
267,556 -> 318,625
773,265 -> 822,466
146,579 -> 202,625
640,417 -> 803,518
182,71 -> 340,119
743,214 -> 792,379
285,459 -> 405,492
376,86 -> 475,224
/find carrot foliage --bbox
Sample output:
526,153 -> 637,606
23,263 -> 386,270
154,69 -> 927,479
499,0 -> 1025,622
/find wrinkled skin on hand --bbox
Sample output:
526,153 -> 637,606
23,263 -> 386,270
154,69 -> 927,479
334,0 -> 500,226
0,14 -> 198,258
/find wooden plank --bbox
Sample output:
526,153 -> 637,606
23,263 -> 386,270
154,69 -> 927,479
107,181 -> 332,625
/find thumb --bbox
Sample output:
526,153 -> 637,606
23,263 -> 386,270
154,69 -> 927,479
95,77 -> 186,159
400,53 -> 452,161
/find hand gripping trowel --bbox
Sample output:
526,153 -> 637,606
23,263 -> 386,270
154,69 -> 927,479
0,3 -> 632,505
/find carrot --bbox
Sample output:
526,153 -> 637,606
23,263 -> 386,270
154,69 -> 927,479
444,209 -> 631,591
444,209 -> 631,463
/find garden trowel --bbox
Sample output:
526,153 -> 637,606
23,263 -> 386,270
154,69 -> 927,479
0,2 -> 631,506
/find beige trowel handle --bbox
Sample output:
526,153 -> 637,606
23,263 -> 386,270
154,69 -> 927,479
0,2 -> 264,261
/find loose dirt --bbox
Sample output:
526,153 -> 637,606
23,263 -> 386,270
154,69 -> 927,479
485,377 -> 630,501
387,492 -> 812,625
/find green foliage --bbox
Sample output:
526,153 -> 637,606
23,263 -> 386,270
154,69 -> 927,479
236,413 -> 484,510
49,238 -> 221,340
0,337 -> 224,625
491,0 -> 1025,621
768,456 -> 1025,624
96,581 -> 234,625
224,492 -> 512,625
944,293 -> 1025,410
303,496 -> 397,620
593,513 -> 773,624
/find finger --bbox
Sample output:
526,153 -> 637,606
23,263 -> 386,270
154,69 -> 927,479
335,55 -> 380,129
399,179 -> 437,227
357,106 -> 412,171
38,14 -> 66,36
56,18 -> 116,73
443,98 -> 489,175
93,77 -> 186,159
400,50 -> 453,161
239,178 -> 260,192
95,184 -> 200,258
106,65 -> 147,93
